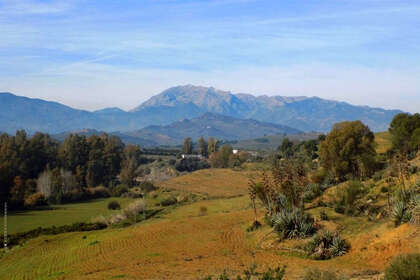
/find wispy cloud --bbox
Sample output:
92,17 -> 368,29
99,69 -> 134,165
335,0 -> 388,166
0,0 -> 419,112
0,0 -> 74,15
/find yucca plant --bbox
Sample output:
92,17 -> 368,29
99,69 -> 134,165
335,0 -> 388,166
304,230 -> 350,260
272,208 -> 315,240
392,200 -> 412,226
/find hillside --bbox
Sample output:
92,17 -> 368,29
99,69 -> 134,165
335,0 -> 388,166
126,113 -> 301,146
1,166 -> 419,279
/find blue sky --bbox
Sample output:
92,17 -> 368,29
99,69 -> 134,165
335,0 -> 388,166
0,0 -> 419,112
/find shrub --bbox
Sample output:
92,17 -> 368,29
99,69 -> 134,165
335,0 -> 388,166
111,185 -> 129,197
320,210 -> 329,221
304,231 -> 350,260
86,186 -> 111,199
303,184 -> 325,202
272,208 -> 315,239
108,200 -> 121,210
199,206 -> 208,216
384,254 -> 420,280
161,196 -> 177,206
123,200 -> 145,218
138,181 -> 156,193
246,220 -> 262,232
207,265 -> 286,280
372,170 -> 384,182
175,158 -> 210,172
311,168 -> 328,184
303,268 -> 345,280
333,180 -> 364,216
24,192 -> 47,208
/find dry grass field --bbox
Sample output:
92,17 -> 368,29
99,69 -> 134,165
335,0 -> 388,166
159,168 -> 259,198
1,189 -> 419,279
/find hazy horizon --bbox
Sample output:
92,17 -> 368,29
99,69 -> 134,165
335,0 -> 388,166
1,0 -> 419,113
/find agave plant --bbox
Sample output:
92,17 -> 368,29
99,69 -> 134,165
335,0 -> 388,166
272,208 -> 315,240
304,230 -> 350,260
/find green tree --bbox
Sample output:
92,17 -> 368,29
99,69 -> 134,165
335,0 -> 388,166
197,137 -> 208,157
120,144 -> 142,187
319,121 -> 376,181
389,113 -> 420,153
182,137 -> 193,154
279,137 -> 294,158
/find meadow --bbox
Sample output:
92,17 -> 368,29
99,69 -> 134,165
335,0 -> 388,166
0,198 -> 135,234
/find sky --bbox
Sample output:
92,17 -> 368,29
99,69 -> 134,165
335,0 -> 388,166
0,0 -> 419,112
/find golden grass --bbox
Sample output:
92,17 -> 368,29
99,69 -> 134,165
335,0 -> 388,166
375,131 -> 392,154
159,168 -> 259,198
1,192 -> 419,280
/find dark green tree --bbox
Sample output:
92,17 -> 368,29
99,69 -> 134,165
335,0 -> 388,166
319,121 -> 376,181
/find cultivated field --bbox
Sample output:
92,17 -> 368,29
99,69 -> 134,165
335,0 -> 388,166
0,198 -> 135,234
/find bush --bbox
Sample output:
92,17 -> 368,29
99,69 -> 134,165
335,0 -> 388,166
304,231 -> 350,260
272,208 -> 315,239
107,200 -> 121,210
207,265 -> 286,280
320,210 -> 329,221
175,158 -> 210,172
24,192 -> 47,208
138,181 -> 156,193
123,200 -> 145,218
311,168 -> 328,184
333,180 -> 364,216
303,184 -> 325,202
303,268 -> 345,280
246,220 -> 262,232
384,254 -> 420,280
199,206 -> 208,216
161,196 -> 177,206
111,185 -> 129,197
86,186 -> 111,199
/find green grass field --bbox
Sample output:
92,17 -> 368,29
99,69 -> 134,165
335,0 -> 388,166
0,197 -> 135,234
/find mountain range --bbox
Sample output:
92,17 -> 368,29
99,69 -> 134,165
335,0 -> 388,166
0,85 -> 403,138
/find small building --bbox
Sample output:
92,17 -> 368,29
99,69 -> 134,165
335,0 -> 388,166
181,154 -> 203,159
232,149 -> 239,154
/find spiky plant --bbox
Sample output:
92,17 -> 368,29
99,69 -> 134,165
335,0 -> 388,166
304,231 -> 350,260
392,200 -> 411,226
272,208 -> 315,240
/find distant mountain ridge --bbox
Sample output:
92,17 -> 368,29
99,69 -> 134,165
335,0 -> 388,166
133,85 -> 402,132
0,86 -> 403,135
50,114 -> 301,147
125,112 -> 301,146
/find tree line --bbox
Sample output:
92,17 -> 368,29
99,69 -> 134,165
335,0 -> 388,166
0,131 -> 144,209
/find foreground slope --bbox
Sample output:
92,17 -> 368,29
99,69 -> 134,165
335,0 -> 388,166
1,195 -> 418,280
1,168 -> 419,280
